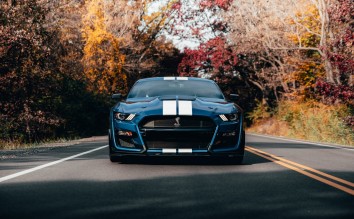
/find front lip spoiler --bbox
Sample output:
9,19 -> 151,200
139,128 -> 214,132
110,148 -> 244,156
109,153 -> 244,158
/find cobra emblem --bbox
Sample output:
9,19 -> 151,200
174,117 -> 181,127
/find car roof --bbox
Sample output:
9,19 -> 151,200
136,77 -> 215,83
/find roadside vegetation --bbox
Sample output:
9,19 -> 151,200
248,101 -> 354,146
1,0 -> 353,148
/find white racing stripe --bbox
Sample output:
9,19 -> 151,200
162,148 -> 177,153
163,100 -> 177,115
164,77 -> 175,80
0,145 -> 108,183
179,149 -> 192,153
176,77 -> 188,80
178,101 -> 193,116
164,77 -> 189,80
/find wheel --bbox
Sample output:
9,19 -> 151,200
108,133 -> 122,162
230,131 -> 245,164
233,156 -> 244,164
240,130 -> 245,150
109,145 -> 123,163
110,155 -> 123,162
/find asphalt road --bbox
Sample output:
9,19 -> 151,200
0,134 -> 353,219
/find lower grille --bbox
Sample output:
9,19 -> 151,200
142,130 -> 214,149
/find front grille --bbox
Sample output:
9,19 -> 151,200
139,116 -> 215,149
140,116 -> 214,128
143,130 -> 214,149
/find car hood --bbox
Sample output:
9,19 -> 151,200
113,96 -> 241,117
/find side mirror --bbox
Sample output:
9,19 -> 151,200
111,93 -> 122,100
230,94 -> 239,101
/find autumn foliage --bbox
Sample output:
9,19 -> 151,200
0,0 -> 353,145
0,0 -> 182,145
179,37 -> 235,76
316,0 -> 354,104
178,36 -> 242,95
0,0 -> 63,142
82,0 -> 127,95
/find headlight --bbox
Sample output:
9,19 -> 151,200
219,113 -> 239,122
114,112 -> 136,121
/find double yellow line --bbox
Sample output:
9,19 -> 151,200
245,146 -> 354,196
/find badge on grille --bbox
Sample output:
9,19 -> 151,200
174,117 -> 181,127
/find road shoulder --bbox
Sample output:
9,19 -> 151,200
0,136 -> 107,160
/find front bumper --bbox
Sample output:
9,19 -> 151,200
109,115 -> 245,157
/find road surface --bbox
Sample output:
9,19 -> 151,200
0,134 -> 353,219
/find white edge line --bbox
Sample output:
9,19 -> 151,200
247,133 -> 354,151
0,145 -> 108,183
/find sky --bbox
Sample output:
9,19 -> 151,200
148,0 -> 219,51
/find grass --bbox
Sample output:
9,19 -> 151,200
0,137 -> 79,151
247,100 -> 354,146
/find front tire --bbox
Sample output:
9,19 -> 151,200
110,154 -> 122,163
232,130 -> 245,164
109,145 -> 123,163
233,156 -> 244,164
109,132 -> 122,163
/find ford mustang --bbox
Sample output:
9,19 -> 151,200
109,77 -> 245,163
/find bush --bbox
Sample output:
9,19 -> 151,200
248,100 -> 354,146
247,101 -> 272,125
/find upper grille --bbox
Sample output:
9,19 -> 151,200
139,116 -> 216,149
140,116 -> 214,129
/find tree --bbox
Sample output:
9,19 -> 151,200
316,0 -> 354,105
103,0 -> 182,85
220,0 -> 351,103
0,0 -> 63,142
327,0 -> 354,85
166,0 -> 232,48
0,0 -> 115,144
179,36 -> 263,113
82,0 -> 127,94
223,0 -> 294,100
179,37 -> 236,77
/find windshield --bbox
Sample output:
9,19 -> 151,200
127,80 -> 224,99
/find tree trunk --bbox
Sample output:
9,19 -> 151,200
318,0 -> 335,83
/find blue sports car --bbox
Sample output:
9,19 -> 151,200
109,77 -> 245,163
